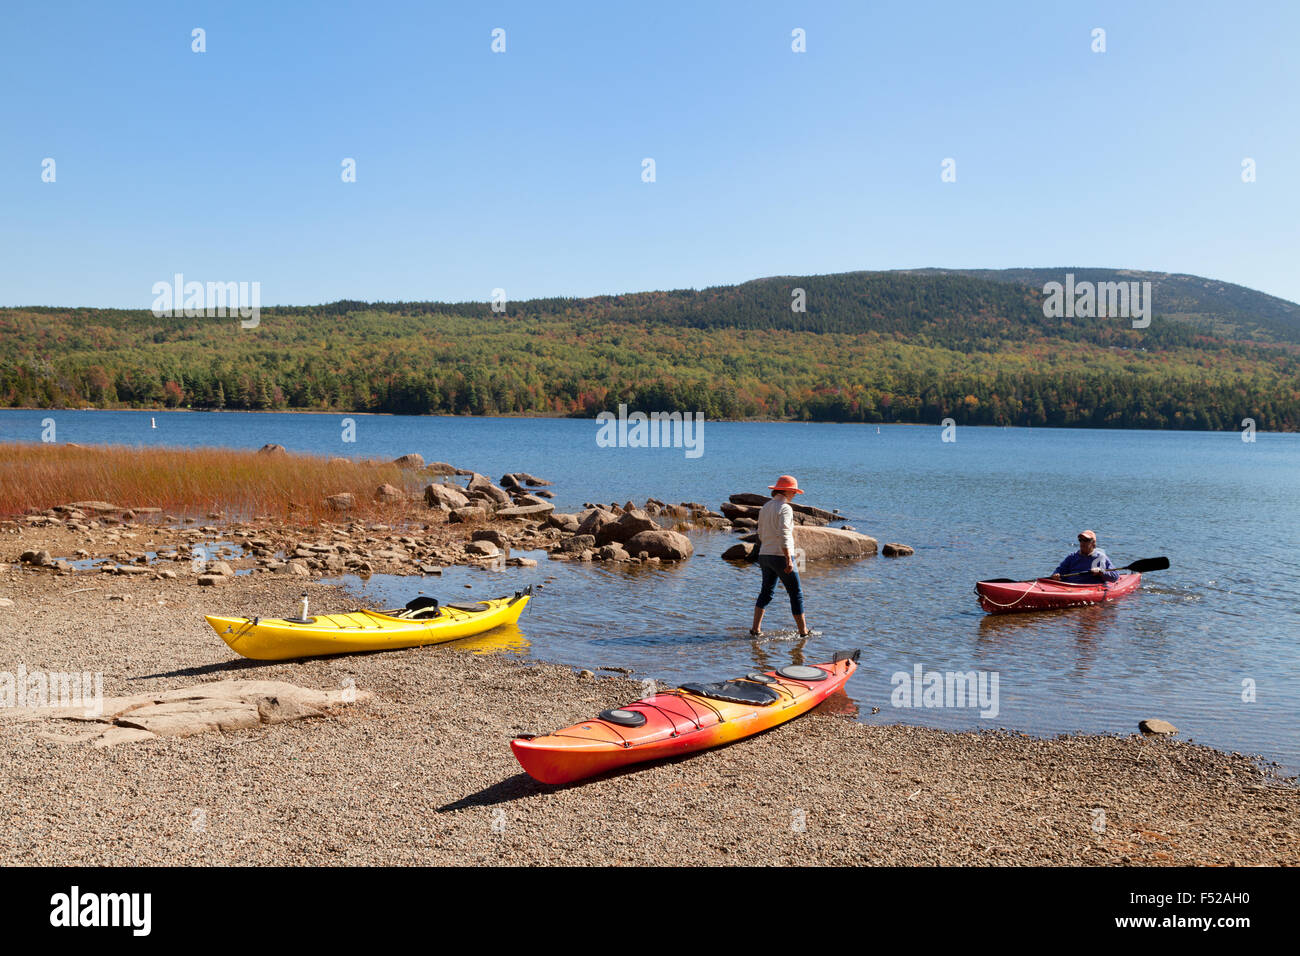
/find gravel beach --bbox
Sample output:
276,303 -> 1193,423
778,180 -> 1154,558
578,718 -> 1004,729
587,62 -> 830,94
2,527 -> 1296,867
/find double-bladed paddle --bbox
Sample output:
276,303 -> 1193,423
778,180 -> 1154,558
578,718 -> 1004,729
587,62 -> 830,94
980,557 -> 1169,584
1059,556 -> 1169,578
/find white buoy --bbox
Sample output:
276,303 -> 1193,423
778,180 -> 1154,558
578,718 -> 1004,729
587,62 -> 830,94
151,417 -> 156,429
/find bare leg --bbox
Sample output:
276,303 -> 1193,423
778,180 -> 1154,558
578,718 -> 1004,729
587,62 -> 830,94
794,613 -> 809,636
751,607 -> 765,636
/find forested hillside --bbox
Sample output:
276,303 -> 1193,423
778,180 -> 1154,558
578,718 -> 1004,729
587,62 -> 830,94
912,268 -> 1300,343
3,270 -> 1297,430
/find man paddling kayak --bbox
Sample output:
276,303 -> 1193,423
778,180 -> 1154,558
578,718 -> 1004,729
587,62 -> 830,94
1050,530 -> 1118,582
750,475 -> 810,637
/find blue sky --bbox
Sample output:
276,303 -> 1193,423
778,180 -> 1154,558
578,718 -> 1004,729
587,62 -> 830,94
2,0 -> 1297,307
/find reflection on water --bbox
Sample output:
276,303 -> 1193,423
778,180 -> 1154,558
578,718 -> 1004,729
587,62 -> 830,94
454,622 -> 531,656
816,690 -> 861,720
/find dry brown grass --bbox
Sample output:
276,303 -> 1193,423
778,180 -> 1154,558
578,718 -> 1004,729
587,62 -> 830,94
0,443 -> 431,524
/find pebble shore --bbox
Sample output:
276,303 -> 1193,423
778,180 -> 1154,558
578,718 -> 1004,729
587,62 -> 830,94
1,528 -> 1296,867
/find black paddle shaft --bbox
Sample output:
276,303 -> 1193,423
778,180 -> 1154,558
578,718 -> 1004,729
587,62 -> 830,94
1058,556 -> 1170,578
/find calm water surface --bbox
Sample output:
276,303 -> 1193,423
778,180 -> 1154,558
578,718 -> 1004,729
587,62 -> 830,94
3,409 -> 1297,772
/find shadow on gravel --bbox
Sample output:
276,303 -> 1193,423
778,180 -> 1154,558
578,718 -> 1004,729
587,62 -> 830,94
130,658 -> 280,681
437,773 -> 551,811
439,746 -> 763,811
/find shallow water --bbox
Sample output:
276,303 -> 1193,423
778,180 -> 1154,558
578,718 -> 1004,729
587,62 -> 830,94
4,409 -> 1297,772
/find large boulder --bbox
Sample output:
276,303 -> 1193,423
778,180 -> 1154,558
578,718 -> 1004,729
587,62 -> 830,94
722,528 -> 875,563
466,473 -> 511,506
424,483 -> 470,511
597,509 -> 659,545
423,461 -> 459,476
575,507 -> 619,539
325,493 -> 355,512
720,502 -> 760,521
447,506 -> 488,524
556,534 -> 597,554
546,512 -> 581,533
722,542 -> 756,562
392,453 -> 425,469
794,512 -> 830,527
257,444 -> 287,456
792,502 -> 841,522
727,493 -> 841,523
375,483 -> 405,502
792,526 -> 877,561
625,529 -> 694,561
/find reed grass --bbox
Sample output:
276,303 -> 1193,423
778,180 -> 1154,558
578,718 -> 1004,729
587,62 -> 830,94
0,444 -> 429,524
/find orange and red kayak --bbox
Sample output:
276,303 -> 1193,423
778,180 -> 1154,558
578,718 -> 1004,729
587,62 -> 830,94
975,573 -> 1142,614
511,650 -> 859,784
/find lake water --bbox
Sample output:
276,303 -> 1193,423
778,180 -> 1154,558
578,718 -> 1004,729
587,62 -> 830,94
3,409 -> 1297,773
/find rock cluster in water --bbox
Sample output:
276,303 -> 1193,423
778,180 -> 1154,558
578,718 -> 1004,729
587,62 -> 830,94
4,457 -> 906,578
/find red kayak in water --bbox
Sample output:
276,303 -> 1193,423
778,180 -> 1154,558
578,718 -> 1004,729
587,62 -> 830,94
975,572 -> 1142,614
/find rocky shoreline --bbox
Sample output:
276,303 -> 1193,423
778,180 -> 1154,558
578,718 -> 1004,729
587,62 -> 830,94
0,542 -> 1296,865
1,461 -> 1295,867
4,457 -> 900,581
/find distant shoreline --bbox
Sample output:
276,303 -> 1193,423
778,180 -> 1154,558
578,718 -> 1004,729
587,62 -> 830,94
0,406 -> 1290,434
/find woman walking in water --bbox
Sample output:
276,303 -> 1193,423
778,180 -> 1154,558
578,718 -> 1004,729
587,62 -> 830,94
751,475 -> 810,637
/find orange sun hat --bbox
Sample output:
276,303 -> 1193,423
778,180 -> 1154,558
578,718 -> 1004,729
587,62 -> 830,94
768,475 -> 804,495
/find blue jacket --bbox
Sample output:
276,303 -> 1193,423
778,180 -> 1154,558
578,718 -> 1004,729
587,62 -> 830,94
1054,549 -> 1118,582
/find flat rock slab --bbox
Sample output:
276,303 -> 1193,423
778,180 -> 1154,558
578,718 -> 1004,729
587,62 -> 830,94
1140,719 -> 1178,736
62,501 -> 124,513
0,680 -> 370,748
495,502 -> 555,518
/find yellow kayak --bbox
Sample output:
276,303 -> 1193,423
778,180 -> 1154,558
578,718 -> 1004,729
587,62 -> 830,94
206,586 -> 532,660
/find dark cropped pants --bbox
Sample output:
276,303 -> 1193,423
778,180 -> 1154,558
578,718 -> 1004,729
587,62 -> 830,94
756,554 -> 804,616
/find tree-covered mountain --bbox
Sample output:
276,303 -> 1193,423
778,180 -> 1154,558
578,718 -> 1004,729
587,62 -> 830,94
2,269 -> 1297,430
905,267 -> 1300,344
